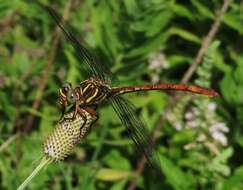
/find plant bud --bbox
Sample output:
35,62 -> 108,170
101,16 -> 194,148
43,109 -> 97,161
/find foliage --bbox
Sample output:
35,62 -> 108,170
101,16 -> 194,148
0,0 -> 243,189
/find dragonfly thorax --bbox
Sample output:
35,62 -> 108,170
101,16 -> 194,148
59,77 -> 111,108
78,77 -> 111,106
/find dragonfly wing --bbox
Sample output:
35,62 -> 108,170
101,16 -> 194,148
109,95 -> 162,174
44,5 -> 111,82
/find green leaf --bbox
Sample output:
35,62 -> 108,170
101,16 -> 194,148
145,11 -> 172,37
222,167 -> 243,190
160,155 -> 195,190
190,0 -> 214,19
95,168 -> 130,181
220,65 -> 243,105
103,150 -> 131,170
223,13 -> 243,34
124,0 -> 139,15
168,27 -> 201,44
172,4 -> 194,21
125,31 -> 169,58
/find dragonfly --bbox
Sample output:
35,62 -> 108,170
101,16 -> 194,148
44,5 -> 219,174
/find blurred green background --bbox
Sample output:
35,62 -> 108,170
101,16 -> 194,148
0,0 -> 243,189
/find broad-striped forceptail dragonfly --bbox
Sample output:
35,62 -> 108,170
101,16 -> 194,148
44,5 -> 218,175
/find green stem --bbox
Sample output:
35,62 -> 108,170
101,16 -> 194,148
80,124 -> 109,189
17,157 -> 53,190
0,133 -> 19,153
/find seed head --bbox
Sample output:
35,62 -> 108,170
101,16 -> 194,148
43,109 -> 97,161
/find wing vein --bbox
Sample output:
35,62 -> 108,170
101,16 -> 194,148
109,95 -> 162,174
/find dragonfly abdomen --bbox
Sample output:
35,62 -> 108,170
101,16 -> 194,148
110,84 -> 219,97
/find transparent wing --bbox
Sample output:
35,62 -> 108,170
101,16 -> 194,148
44,5 -> 111,82
43,3 -> 162,175
109,95 -> 162,174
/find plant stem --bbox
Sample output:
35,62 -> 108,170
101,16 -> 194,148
17,157 -> 53,190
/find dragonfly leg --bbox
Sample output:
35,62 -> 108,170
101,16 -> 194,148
58,106 -> 66,123
83,107 -> 99,124
60,103 -> 79,122
77,107 -> 87,125
83,107 -> 97,116
76,107 -> 94,137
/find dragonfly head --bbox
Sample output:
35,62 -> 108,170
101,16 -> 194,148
59,82 -> 77,107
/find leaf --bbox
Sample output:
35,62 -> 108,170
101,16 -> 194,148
110,179 -> 128,190
168,54 -> 192,67
95,168 -> 130,181
222,166 -> 243,190
124,0 -> 139,15
223,13 -> 243,34
145,11 -> 172,37
65,49 -> 82,83
125,31 -> 169,58
172,4 -> 194,21
103,150 -> 131,170
220,65 -> 243,105
168,27 -> 201,44
160,155 -> 195,190
190,0 -> 214,19
172,130 -> 196,145
209,148 -> 233,176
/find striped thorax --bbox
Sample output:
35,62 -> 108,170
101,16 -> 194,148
58,77 -> 111,109
79,77 -> 111,105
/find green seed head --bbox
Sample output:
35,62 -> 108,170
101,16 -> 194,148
43,109 -> 97,161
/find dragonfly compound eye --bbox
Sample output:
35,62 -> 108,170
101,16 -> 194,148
61,82 -> 72,94
62,87 -> 69,94
59,83 -> 74,106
